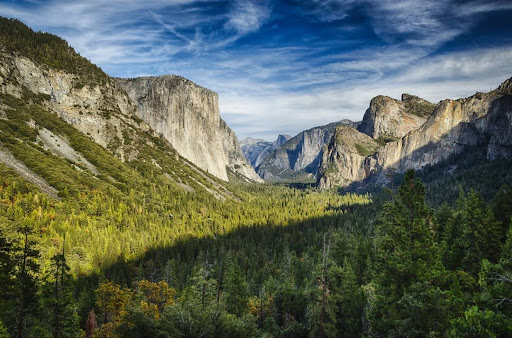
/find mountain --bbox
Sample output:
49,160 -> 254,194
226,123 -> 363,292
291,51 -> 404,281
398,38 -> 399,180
256,120 -> 356,180
357,93 -> 436,140
0,17 -> 257,203
240,134 -> 291,168
318,78 -> 512,189
317,125 -> 380,189
115,76 -> 261,182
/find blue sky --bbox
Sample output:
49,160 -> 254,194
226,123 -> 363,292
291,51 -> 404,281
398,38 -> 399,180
2,0 -> 512,140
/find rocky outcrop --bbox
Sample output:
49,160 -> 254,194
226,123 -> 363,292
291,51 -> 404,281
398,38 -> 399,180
373,86 -> 512,175
115,76 -> 261,182
317,126 -> 380,190
240,134 -> 291,168
256,121 -> 354,180
357,94 -> 435,140
318,77 -> 512,189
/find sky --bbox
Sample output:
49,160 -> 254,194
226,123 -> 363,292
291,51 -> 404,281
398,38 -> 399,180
1,0 -> 512,141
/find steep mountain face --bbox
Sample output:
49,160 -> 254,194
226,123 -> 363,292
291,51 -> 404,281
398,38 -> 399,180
0,18 -> 256,202
240,134 -> 291,168
318,78 -> 512,189
317,126 -> 379,189
256,122 -> 343,180
219,119 -> 263,182
357,94 -> 435,140
115,76 -> 262,182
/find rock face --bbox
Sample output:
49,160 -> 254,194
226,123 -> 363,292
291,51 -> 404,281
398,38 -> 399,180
219,119 -> 263,182
357,94 -> 435,140
115,76 -> 262,182
318,78 -> 512,189
317,126 -> 379,190
240,134 -> 291,168
0,49 -> 147,162
256,121 -> 354,180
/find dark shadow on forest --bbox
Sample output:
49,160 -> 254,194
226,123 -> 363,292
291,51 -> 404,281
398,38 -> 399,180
74,198 -> 379,297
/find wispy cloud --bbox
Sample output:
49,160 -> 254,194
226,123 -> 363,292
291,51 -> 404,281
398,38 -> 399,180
224,0 -> 271,34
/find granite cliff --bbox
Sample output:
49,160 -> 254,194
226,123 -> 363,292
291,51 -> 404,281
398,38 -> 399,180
317,126 -> 379,189
0,17 -> 260,201
357,94 -> 435,140
0,48 -> 144,162
318,78 -> 512,189
115,76 -> 261,182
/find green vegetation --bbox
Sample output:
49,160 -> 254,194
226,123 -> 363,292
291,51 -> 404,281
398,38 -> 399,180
2,153 -> 511,337
354,142 -> 379,157
403,97 -> 437,118
375,134 -> 397,146
0,17 -> 108,86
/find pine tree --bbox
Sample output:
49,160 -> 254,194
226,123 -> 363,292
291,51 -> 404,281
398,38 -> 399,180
370,170 -> 449,336
330,258 -> 365,337
309,233 -> 338,338
224,259 -> 249,316
14,218 -> 40,338
41,245 -> 79,338
493,184 -> 512,236
0,230 -> 15,311
460,190 -> 503,276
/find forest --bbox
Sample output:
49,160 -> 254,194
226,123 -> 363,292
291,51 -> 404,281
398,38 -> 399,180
1,153 -> 512,337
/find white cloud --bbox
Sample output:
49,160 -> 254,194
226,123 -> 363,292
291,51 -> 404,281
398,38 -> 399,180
224,0 -> 271,34
219,47 -> 512,140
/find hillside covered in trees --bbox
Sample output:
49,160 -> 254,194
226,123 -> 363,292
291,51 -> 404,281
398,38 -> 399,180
0,17 -> 511,338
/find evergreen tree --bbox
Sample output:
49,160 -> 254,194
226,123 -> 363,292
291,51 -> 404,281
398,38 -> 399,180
493,184 -> 512,236
14,217 -> 40,338
40,247 -> 79,338
224,259 -> 249,316
308,234 -> 337,338
370,170 -> 449,336
189,261 -> 217,309
0,229 -> 15,329
460,190 -> 503,276
330,258 -> 365,337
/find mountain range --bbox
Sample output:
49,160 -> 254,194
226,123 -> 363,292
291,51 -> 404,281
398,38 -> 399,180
1,15 -> 512,195
240,82 -> 512,189
318,79 -> 512,189
0,20 -> 261,202
240,134 -> 291,168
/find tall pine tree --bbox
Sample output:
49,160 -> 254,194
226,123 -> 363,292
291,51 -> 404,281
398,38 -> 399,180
370,170 -> 449,336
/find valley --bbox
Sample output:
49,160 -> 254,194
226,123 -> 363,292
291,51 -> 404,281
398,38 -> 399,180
0,15 -> 511,338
